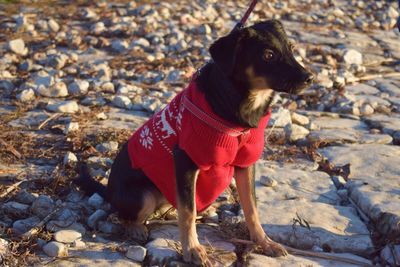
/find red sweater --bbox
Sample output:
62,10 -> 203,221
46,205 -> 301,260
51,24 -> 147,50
128,81 -> 271,212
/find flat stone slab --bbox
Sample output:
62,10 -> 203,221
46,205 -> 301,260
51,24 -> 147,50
308,129 -> 392,145
365,114 -> 400,135
353,94 -> 391,107
257,200 -> 373,256
87,108 -> 148,131
247,252 -> 372,267
345,84 -> 380,95
319,144 -> 400,237
46,241 -> 140,267
256,162 -> 338,205
311,117 -> 368,131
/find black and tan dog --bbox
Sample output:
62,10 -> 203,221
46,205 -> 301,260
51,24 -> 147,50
76,20 -> 313,266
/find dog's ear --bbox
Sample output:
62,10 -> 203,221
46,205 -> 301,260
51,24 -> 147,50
209,29 -> 245,76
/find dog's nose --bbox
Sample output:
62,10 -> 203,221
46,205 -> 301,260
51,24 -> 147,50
303,73 -> 314,85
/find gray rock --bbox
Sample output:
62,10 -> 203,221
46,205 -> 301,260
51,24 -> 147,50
88,193 -> 104,208
0,238 -> 9,260
8,39 -> 28,56
54,229 -> 82,244
63,151 -> 78,165
31,195 -> 55,219
46,100 -> 79,113
125,245 -> 147,262
269,108 -> 292,127
112,95 -> 132,109
68,80 -> 89,95
46,221 -> 86,235
345,84 -> 380,95
17,89 -> 35,102
3,201 -> 30,217
87,209 -> 107,229
360,104 -> 374,115
64,122 -> 79,134
98,221 -> 122,234
260,176 -> 278,187
37,82 -> 68,97
380,244 -> 400,266
247,252 -> 371,267
15,189 -> 37,204
13,216 -> 41,234
111,39 -> 129,53
47,54 -> 68,69
43,241 -> 68,257
312,117 -> 368,131
291,112 -> 309,126
87,156 -> 113,169
32,70 -> 54,88
146,238 -> 179,265
342,49 -> 363,65
285,124 -> 310,142
95,141 -> 119,153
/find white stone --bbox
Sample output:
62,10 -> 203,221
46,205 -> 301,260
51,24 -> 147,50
8,39 -> 28,56
48,19 -> 60,32
111,39 -> 129,52
285,124 -> 310,142
68,80 -> 89,95
54,230 -> 82,244
126,245 -> 147,262
72,239 -> 86,248
112,95 -> 132,109
343,49 -> 363,65
64,122 -> 79,134
269,108 -> 292,127
291,112 -> 309,126
43,241 -> 68,257
63,151 -> 78,165
17,89 -> 35,102
96,141 -> 119,153
360,104 -> 374,115
88,193 -> 104,208
260,176 -> 278,187
37,82 -> 68,97
47,100 -> 79,113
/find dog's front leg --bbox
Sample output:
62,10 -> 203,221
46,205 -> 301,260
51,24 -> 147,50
173,145 -> 212,266
235,165 -> 288,257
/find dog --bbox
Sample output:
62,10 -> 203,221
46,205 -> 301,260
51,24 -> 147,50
75,19 -> 313,266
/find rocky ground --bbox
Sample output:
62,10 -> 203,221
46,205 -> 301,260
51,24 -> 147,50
0,0 -> 400,266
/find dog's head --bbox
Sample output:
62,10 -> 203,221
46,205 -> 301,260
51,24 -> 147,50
209,19 -> 313,95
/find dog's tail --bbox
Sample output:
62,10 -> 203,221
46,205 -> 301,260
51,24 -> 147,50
74,163 -> 107,200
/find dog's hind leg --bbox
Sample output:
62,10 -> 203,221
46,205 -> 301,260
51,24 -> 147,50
106,143 -> 166,242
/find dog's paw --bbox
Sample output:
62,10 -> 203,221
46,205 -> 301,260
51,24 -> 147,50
183,243 -> 212,267
258,237 -> 288,257
126,223 -> 148,242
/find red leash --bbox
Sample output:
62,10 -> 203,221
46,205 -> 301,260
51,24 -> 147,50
233,0 -> 259,31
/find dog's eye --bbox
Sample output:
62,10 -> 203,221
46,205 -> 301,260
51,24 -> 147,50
289,43 -> 296,51
263,50 -> 274,61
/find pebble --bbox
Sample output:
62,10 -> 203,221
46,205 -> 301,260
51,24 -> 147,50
342,49 -> 363,65
126,245 -> 147,262
37,82 -> 68,97
17,88 -> 35,102
47,100 -> 79,113
360,104 -> 374,115
64,122 -> 79,134
98,221 -> 122,234
88,193 -> 104,208
68,80 -> 90,95
111,39 -> 129,52
72,239 -> 86,248
15,189 -> 37,204
112,95 -> 132,109
284,124 -> 310,142
87,209 -> 107,229
260,176 -> 278,187
63,151 -> 78,165
13,216 -> 41,234
54,229 -> 82,244
31,195 -> 55,219
8,38 -> 28,56
393,131 -> 400,145
48,19 -> 60,32
95,141 -> 119,153
3,201 -> 30,217
43,241 -> 68,257
291,112 -> 310,126
269,108 -> 292,127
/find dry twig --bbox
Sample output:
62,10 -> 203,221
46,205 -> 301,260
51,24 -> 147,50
0,180 -> 23,198
0,137 -> 22,159
38,113 -> 62,130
